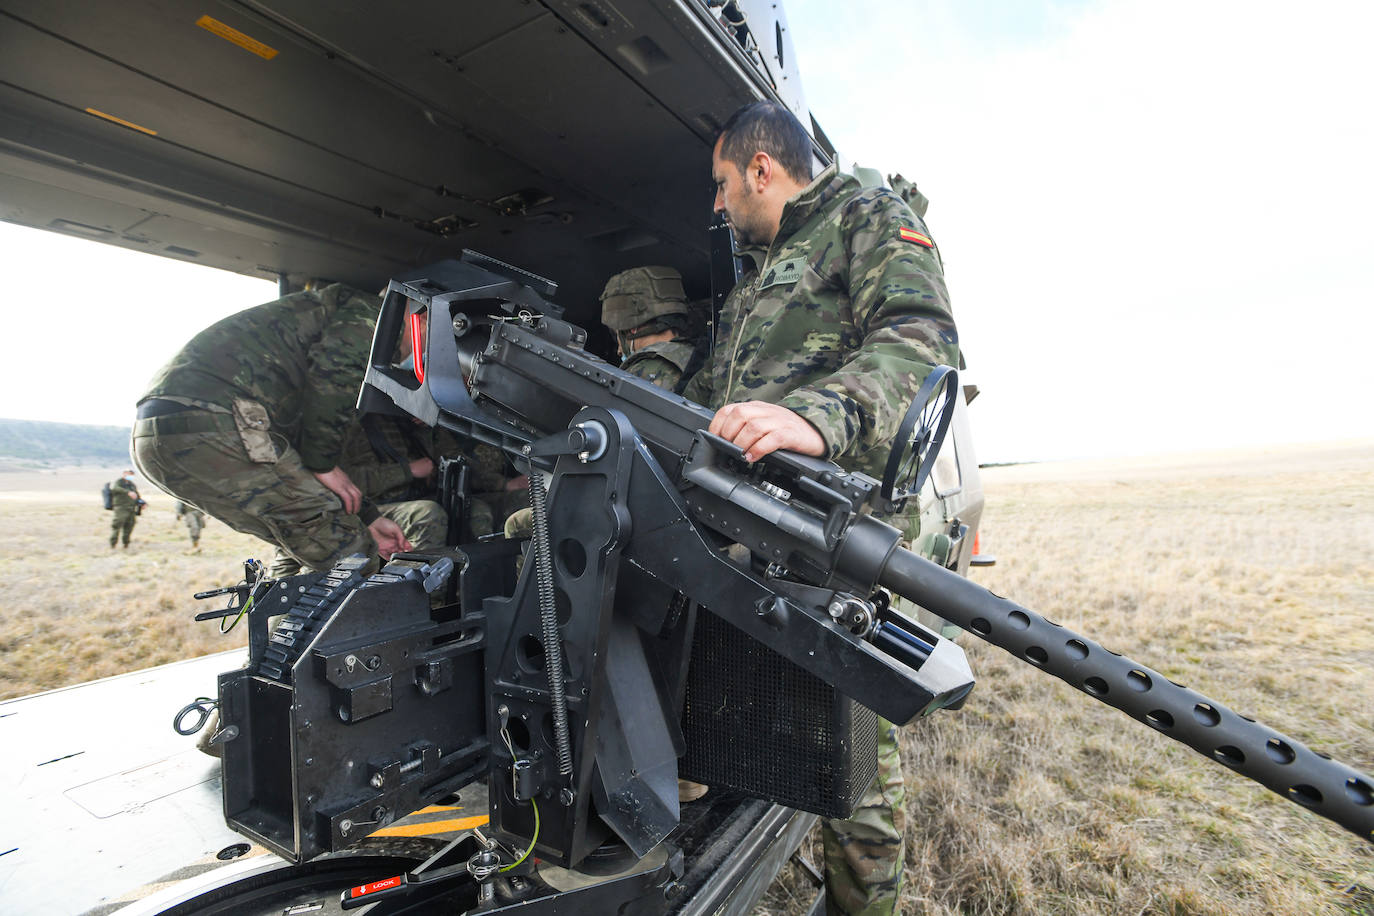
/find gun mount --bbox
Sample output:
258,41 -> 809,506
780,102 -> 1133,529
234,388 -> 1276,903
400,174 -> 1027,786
206,255 -> 1371,913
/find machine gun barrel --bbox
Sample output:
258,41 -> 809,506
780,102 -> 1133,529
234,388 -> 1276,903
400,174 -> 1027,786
877,546 -> 1374,841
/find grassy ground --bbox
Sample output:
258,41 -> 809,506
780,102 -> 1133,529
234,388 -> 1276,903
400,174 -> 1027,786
0,470 -> 259,698
3,447 -> 1372,914
757,443 -> 1374,915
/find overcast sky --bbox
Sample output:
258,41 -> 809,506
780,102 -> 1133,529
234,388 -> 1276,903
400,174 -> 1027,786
787,0 -> 1374,461
1,0 -> 1370,463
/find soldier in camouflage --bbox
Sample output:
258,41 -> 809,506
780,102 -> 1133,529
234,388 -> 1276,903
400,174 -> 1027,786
131,284 -> 411,575
267,412 -> 516,577
175,500 -> 205,550
108,469 -> 141,549
684,101 -> 958,916
600,265 -> 704,392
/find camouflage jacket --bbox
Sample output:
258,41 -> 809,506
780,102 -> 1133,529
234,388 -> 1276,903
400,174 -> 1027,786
340,414 -> 509,504
620,338 -> 698,393
682,164 -> 957,481
141,284 -> 380,472
110,477 -> 139,510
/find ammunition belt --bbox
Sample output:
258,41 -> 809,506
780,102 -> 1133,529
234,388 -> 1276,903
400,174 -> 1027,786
256,556 -> 372,683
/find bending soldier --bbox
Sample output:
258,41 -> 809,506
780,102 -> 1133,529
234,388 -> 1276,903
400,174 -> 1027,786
132,284 -> 411,576
686,101 -> 958,916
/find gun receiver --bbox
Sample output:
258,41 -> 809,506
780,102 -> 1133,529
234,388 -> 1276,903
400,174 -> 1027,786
214,256 -> 1369,886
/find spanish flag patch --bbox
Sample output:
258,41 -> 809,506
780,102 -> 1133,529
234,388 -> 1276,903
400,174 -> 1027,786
898,226 -> 934,247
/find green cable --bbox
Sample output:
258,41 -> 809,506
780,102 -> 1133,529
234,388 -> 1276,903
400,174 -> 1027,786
499,796 -> 540,872
219,593 -> 252,634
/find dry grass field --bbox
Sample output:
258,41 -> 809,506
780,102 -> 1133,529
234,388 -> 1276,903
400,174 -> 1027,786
0,467 -> 260,698
759,441 -> 1374,915
3,445 -> 1372,914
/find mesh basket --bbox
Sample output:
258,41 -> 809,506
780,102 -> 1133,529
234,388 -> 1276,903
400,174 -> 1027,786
679,608 -> 878,818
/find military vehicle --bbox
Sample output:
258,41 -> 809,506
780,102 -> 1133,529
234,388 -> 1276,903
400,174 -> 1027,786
0,3 -> 986,911
0,2 -> 1367,915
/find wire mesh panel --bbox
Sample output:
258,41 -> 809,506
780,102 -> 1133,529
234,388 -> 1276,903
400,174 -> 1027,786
680,608 -> 878,818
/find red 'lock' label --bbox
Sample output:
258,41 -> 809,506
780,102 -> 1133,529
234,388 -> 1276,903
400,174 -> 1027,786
349,875 -> 402,898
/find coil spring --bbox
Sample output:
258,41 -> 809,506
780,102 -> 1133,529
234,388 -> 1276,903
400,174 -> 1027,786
528,471 -> 573,778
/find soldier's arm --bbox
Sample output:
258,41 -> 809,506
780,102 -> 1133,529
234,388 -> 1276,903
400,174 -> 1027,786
778,191 -> 957,463
298,289 -> 383,472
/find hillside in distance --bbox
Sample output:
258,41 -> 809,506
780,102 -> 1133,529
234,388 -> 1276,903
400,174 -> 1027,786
0,418 -> 132,468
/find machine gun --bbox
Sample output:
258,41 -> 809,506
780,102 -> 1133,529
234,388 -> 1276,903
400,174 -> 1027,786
208,255 -> 1372,913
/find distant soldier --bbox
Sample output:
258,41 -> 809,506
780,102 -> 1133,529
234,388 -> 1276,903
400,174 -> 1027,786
107,469 -> 141,549
503,266 -> 704,540
175,501 -> 206,551
132,284 -> 411,576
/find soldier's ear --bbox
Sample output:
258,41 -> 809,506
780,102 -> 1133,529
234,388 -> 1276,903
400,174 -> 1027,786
751,152 -> 772,191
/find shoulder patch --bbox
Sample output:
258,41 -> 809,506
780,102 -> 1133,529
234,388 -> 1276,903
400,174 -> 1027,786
898,226 -> 934,248
758,257 -> 808,290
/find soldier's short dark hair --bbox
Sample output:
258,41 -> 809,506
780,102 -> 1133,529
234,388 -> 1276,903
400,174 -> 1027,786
718,101 -> 814,184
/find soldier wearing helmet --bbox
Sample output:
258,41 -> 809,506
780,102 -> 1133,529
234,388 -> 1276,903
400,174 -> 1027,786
599,265 -> 705,393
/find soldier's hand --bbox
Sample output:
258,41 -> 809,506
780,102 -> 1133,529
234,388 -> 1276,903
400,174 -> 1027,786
709,401 -> 826,463
409,457 -> 435,480
312,466 -> 363,514
368,517 -> 412,559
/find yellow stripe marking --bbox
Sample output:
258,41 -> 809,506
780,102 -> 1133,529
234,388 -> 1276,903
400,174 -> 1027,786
414,805 -> 460,814
84,108 -> 157,136
369,815 -> 489,838
196,15 -> 279,59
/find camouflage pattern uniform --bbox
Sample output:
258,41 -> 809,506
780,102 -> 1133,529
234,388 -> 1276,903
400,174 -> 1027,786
682,163 -> 957,916
109,476 -> 139,548
309,415 -> 514,565
620,339 -> 696,392
289,415 -> 512,569
353,418 -> 517,536
132,284 -> 385,573
175,500 -> 205,547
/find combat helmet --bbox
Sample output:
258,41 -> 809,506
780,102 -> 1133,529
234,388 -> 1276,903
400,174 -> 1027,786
599,266 -> 688,332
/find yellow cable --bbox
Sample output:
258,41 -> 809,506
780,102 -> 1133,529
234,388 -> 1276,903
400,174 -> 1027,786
499,797 -> 540,872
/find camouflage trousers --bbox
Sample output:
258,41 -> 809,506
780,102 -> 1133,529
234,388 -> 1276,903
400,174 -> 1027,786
110,508 -> 136,547
269,498 -> 448,577
183,511 -> 205,546
132,416 -> 374,573
822,717 -> 906,916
